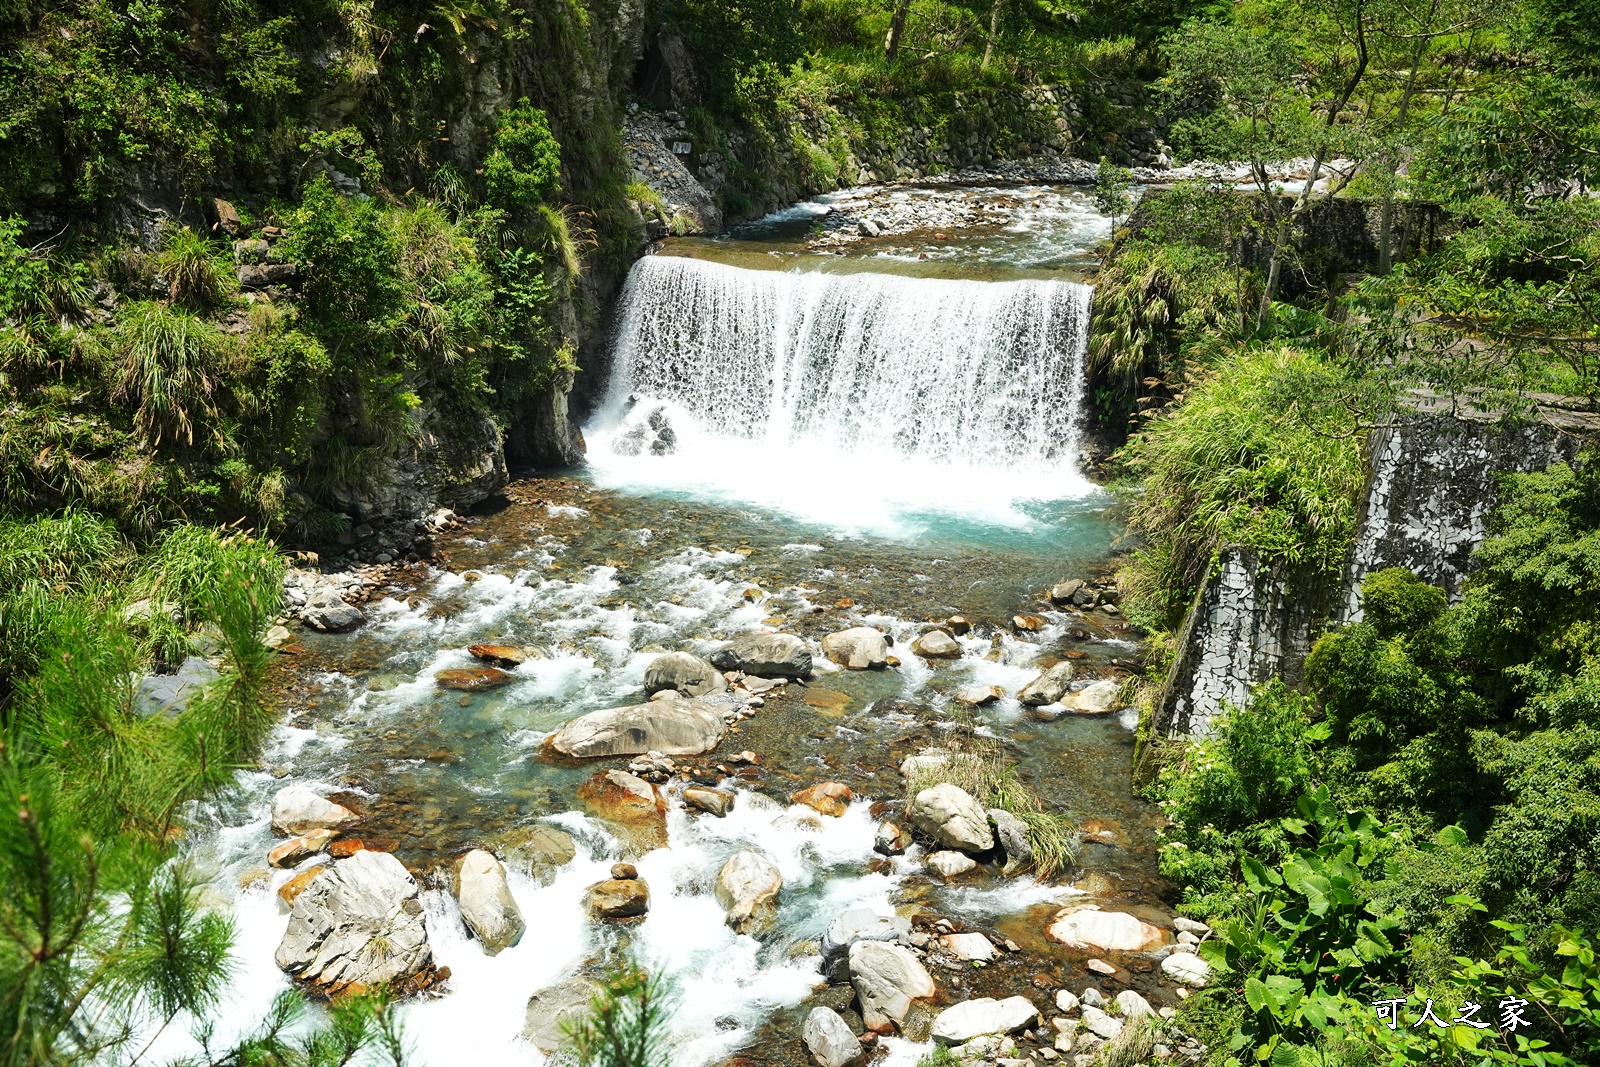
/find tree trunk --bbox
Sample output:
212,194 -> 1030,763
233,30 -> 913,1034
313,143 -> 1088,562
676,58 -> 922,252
884,0 -> 911,61
982,0 -> 1005,69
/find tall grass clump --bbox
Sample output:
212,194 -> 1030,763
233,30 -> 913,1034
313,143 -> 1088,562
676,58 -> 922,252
903,713 -> 1077,878
110,301 -> 230,446
1118,346 -> 1366,631
0,508 -> 129,678
157,224 -> 234,308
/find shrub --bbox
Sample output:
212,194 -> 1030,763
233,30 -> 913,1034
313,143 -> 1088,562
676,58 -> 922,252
484,102 -> 562,212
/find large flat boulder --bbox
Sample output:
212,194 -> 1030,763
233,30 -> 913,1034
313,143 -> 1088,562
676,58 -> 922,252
1046,906 -> 1166,952
1068,679 -> 1122,714
643,651 -> 728,697
548,700 -> 726,758
908,783 -> 995,854
931,996 -> 1040,1044
454,849 -> 525,955
522,976 -> 600,1052
132,656 -> 220,717
849,940 -> 935,1032
821,909 -> 911,961
709,633 -> 813,678
275,850 -> 434,995
821,627 -> 890,670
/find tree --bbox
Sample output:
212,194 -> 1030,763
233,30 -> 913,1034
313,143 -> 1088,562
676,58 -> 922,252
1093,157 -> 1134,232
884,0 -> 912,61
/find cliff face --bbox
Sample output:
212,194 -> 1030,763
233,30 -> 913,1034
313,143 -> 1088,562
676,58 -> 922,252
1149,395 -> 1600,742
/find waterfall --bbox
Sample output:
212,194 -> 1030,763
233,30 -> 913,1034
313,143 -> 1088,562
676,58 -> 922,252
586,254 -> 1097,532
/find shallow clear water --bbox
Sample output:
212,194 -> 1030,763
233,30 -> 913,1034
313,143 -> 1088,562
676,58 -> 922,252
160,185 -> 1176,1067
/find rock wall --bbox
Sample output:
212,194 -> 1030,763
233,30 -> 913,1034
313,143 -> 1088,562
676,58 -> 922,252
1150,548 -> 1321,739
1151,395 -> 1600,741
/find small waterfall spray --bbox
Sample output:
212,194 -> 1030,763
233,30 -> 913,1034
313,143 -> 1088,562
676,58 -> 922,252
587,255 -> 1097,531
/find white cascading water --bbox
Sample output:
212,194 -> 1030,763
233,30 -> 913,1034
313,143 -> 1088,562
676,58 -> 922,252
585,256 -> 1097,533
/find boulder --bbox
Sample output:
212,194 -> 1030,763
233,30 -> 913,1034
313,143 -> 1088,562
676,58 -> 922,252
270,785 -> 355,836
684,786 -> 735,815
269,828 -> 335,868
523,977 -> 600,1052
435,666 -> 516,691
792,782 -> 853,817
908,784 -> 995,854
585,877 -> 650,919
954,685 -> 1004,706
548,700 -> 726,758
714,849 -> 783,935
467,643 -> 527,667
643,651 -> 728,697
1080,1005 -> 1122,1040
709,633 -> 812,678
931,996 -> 1040,1044
848,940 -> 935,1031
1054,989 -> 1080,1013
493,825 -> 577,883
1018,661 -> 1076,706
910,630 -> 962,659
988,808 -> 1035,877
926,851 -> 978,880
900,749 -> 950,778
821,627 -> 890,670
1160,952 -> 1211,987
803,1006 -> 865,1067
132,656 -> 220,717
941,932 -> 996,961
1049,579 -> 1085,604
275,850 -> 434,995
1046,907 -> 1165,952
1173,916 -> 1212,936
454,849 -> 525,955
1068,679 -> 1122,714
1114,990 -> 1155,1018
873,820 -> 912,855
822,909 -> 911,961
302,588 -> 363,632
576,770 -> 667,852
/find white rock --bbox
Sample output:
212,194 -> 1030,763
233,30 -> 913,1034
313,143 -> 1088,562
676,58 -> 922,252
803,1006 -> 864,1067
900,749 -> 951,778
1173,916 -> 1211,936
927,850 -> 978,880
1114,990 -> 1155,1018
1161,951 -> 1211,987
931,996 -> 1041,1044
1055,989 -> 1080,1013
822,909 -> 911,960
455,849 -> 525,955
849,940 -> 935,1030
908,783 -> 995,853
1047,906 -> 1165,952
1080,1005 -> 1122,1040
270,785 -> 355,836
942,932 -> 996,961
821,627 -> 890,670
1080,987 -> 1105,1008
714,849 -> 783,935
1068,679 -> 1122,714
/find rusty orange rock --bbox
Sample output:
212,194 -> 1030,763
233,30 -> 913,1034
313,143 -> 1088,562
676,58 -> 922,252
792,782 -> 853,817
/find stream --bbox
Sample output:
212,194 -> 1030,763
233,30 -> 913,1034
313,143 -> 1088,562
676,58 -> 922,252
162,183 -> 1180,1067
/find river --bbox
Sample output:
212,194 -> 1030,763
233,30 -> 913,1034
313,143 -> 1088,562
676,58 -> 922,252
162,183 -> 1178,1067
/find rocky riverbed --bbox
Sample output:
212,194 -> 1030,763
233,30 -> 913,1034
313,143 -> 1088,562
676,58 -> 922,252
151,469 -> 1214,1067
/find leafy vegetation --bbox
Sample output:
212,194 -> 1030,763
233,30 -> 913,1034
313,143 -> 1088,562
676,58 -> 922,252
562,955 -> 675,1067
